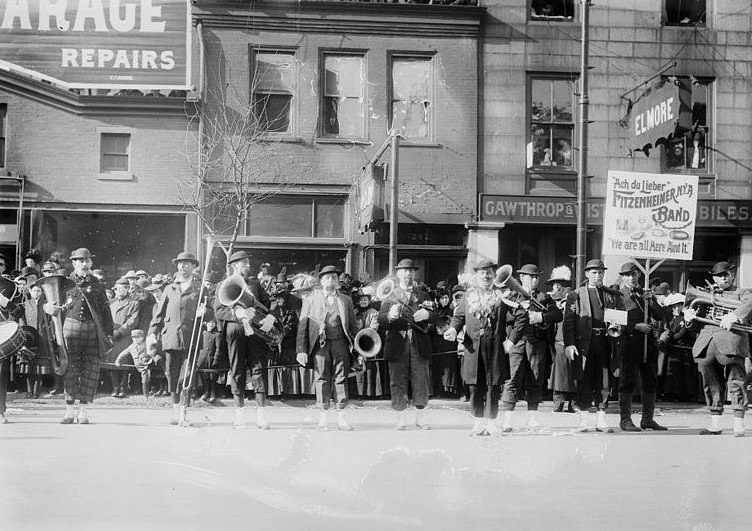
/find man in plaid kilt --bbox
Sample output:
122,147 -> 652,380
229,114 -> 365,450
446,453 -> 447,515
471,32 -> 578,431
44,248 -> 113,424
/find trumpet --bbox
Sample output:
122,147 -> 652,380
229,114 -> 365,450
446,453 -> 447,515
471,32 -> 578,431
607,323 -> 623,338
217,274 -> 284,346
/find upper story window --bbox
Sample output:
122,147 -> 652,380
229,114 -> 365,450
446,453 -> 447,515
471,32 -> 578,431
249,196 -> 346,239
390,54 -> 434,142
531,0 -> 574,21
100,133 -> 130,172
528,76 -> 575,170
0,104 -> 6,168
321,53 -> 365,139
251,49 -> 296,135
663,0 -> 706,27
663,76 -> 712,174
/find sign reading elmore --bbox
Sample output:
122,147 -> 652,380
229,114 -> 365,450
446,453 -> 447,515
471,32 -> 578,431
0,0 -> 190,90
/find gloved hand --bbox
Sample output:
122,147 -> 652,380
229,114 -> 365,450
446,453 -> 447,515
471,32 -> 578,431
720,312 -> 739,331
443,327 -> 457,342
43,302 -> 59,316
387,305 -> 401,321
259,314 -> 276,333
529,311 -> 543,325
635,322 -> 653,334
296,352 -> 308,367
682,307 -> 697,324
564,345 -> 578,361
503,339 -> 514,354
413,308 -> 430,322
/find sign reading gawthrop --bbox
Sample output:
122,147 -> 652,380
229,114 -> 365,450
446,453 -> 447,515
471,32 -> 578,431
0,0 -> 190,89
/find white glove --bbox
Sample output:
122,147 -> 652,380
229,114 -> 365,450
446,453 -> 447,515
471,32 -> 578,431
43,302 -> 59,316
387,305 -> 401,321
196,302 -> 206,318
296,352 -> 308,366
146,334 -> 158,347
503,339 -> 514,354
235,306 -> 256,321
115,360 -> 122,367
413,308 -> 430,323
529,311 -> 543,325
720,312 -> 739,331
0,293 -> 9,308
564,345 -> 578,361
259,314 -> 276,333
443,327 -> 457,342
682,307 -> 697,324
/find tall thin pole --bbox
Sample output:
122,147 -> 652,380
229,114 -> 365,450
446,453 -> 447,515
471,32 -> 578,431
575,0 -> 591,286
389,132 -> 400,272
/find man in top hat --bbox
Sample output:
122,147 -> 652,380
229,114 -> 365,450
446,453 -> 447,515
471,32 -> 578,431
296,265 -> 358,431
148,251 -> 209,427
445,259 -> 523,436
43,247 -> 113,424
378,258 -> 436,430
546,265 -> 577,413
563,258 -> 624,433
214,250 -> 276,429
683,261 -> 751,436
499,264 -> 562,432
615,262 -> 667,432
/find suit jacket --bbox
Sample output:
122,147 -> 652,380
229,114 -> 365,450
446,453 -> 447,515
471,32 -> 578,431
296,289 -> 358,356
517,289 -> 562,342
213,275 -> 270,351
449,287 -> 524,385
692,286 -> 752,358
377,284 -> 435,362
148,278 -> 208,352
563,284 -> 623,358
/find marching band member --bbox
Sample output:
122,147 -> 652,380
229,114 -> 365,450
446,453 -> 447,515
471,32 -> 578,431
445,259 -> 521,436
378,259 -> 435,430
616,262 -> 667,432
500,264 -> 561,432
684,261 -> 751,436
296,265 -> 358,431
547,266 -> 577,413
148,252 -> 208,427
213,251 -> 275,429
563,259 -> 623,433
44,248 -> 113,425
1,252 -> 25,424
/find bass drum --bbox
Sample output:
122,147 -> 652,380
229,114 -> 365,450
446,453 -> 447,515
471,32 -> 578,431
0,320 -> 25,363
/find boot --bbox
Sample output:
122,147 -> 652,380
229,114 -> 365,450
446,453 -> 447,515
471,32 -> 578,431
700,414 -> 722,435
234,407 -> 247,429
640,392 -> 667,431
501,411 -> 514,433
395,410 -> 407,431
318,410 -> 329,431
208,381 -> 217,403
77,404 -> 89,425
61,403 -> 76,424
574,411 -> 591,432
619,393 -> 641,431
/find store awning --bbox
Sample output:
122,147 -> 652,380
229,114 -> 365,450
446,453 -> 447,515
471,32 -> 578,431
628,81 -> 690,156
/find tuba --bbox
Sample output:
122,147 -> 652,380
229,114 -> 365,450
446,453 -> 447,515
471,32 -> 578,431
34,275 -> 75,376
353,328 -> 382,359
217,274 -> 284,346
684,284 -> 752,334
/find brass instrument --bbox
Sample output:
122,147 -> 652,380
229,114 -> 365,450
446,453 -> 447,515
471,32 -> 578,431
33,275 -> 76,376
217,274 -> 284,346
353,328 -> 382,358
493,264 -> 547,312
684,285 -> 752,334
374,277 -> 433,331
607,323 -> 623,338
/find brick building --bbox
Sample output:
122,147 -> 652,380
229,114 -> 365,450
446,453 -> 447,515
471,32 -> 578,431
193,0 -> 482,286
476,0 -> 752,289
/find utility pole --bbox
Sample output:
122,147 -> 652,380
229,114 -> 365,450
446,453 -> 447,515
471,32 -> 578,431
576,0 -> 591,286
388,132 -> 400,272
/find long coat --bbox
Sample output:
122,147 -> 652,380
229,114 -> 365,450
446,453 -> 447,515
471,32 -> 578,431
563,285 -> 623,358
691,286 -> 752,358
148,278 -> 207,353
108,296 -> 139,363
448,287 -> 525,386
296,289 -> 358,356
377,285 -> 435,362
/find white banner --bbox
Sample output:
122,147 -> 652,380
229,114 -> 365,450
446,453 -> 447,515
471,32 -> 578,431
603,170 -> 699,261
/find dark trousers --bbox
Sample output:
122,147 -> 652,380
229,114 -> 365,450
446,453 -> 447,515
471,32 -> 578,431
0,358 -> 8,415
388,335 -> 430,411
225,322 -> 268,408
501,339 -> 547,411
696,341 -> 748,416
313,337 -> 350,410
619,335 -> 658,396
468,351 -> 500,419
577,334 -> 611,412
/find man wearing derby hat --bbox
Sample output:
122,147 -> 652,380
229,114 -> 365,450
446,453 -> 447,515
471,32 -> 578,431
43,247 -> 113,425
296,265 -> 358,431
563,258 -> 624,433
683,261 -> 751,436
107,278 -> 140,398
148,251 -> 210,427
378,258 -> 436,430
445,259 -> 523,436
499,264 -> 562,433
214,250 -> 276,429
614,262 -> 667,432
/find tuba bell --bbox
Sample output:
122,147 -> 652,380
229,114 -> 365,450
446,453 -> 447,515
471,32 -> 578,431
493,264 -> 547,312
353,328 -> 382,358
217,274 -> 284,346
607,323 -> 623,338
33,275 -> 75,376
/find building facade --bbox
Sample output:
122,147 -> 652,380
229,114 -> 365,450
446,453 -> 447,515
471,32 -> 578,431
476,0 -> 752,289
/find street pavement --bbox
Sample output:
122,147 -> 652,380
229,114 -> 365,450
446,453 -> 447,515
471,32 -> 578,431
1,393 -> 751,531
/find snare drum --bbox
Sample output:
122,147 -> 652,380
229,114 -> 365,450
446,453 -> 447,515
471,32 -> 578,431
0,320 -> 25,362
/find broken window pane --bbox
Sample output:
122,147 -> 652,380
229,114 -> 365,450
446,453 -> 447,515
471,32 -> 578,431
391,56 -> 433,140
252,50 -> 295,134
531,0 -> 574,21
664,0 -> 706,27
323,54 -> 364,138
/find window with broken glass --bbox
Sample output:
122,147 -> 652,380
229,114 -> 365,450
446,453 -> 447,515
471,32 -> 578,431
390,54 -> 434,142
663,0 -> 706,27
251,49 -> 296,135
321,53 -> 365,139
663,76 -> 712,174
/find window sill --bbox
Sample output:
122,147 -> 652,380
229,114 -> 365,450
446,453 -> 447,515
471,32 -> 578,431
315,138 -> 372,146
98,171 -> 133,181
397,141 -> 442,148
258,136 -> 306,144
528,17 -> 576,24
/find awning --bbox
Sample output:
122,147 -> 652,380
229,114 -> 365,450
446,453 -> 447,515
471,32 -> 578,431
627,81 -> 690,156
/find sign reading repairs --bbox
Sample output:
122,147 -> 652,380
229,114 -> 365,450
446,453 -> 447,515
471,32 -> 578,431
0,0 -> 190,89
603,170 -> 699,261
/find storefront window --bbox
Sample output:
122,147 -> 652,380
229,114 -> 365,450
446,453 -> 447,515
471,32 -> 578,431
248,195 -> 346,239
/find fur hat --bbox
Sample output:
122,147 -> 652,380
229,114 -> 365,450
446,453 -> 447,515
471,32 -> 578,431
546,265 -> 572,285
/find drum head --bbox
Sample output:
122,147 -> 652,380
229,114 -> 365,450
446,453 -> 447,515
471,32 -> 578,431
0,320 -> 19,342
